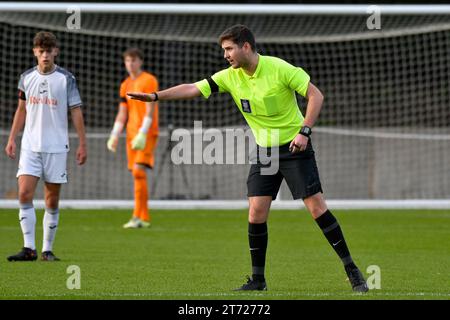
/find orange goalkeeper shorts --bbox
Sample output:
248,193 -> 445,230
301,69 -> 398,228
126,134 -> 158,170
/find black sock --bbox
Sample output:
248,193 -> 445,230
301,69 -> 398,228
248,222 -> 268,281
315,210 -> 356,269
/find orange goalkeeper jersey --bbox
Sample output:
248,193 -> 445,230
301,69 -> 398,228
120,71 -> 159,137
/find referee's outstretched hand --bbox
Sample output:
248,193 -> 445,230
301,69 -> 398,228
289,134 -> 309,153
127,92 -> 152,102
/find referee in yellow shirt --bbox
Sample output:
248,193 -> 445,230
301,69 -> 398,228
128,25 -> 368,293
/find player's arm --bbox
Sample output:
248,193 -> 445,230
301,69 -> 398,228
127,83 -> 201,102
131,102 -> 155,151
5,99 -> 26,160
290,82 -> 324,153
107,104 -> 127,152
146,101 -> 156,119
70,106 -> 87,165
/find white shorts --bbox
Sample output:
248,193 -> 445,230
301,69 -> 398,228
17,149 -> 68,184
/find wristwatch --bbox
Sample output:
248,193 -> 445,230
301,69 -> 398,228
299,126 -> 312,138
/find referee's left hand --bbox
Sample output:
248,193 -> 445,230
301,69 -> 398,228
289,134 -> 308,153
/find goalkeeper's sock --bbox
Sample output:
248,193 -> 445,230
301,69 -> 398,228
248,222 -> 268,281
139,191 -> 150,222
19,203 -> 36,250
315,210 -> 355,267
133,167 -> 150,222
42,207 -> 59,252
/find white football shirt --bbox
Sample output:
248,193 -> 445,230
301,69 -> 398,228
18,65 -> 82,153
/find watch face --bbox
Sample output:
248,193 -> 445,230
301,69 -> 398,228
301,127 -> 311,136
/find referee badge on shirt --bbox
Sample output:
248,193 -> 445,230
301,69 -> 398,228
241,99 -> 252,113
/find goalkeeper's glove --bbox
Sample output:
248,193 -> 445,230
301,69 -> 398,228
131,132 -> 146,150
131,116 -> 152,150
107,121 -> 124,153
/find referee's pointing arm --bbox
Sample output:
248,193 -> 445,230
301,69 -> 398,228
127,83 -> 201,102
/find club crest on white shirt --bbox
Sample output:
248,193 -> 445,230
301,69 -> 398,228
39,79 -> 49,95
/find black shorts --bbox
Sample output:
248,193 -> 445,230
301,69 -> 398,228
246,139 -> 323,200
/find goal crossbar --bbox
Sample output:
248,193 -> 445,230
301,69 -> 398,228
1,3 -> 450,15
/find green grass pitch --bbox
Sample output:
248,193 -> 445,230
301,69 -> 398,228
0,208 -> 449,300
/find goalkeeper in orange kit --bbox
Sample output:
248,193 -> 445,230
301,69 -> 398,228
107,48 -> 159,228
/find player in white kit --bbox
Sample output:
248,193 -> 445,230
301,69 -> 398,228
5,31 -> 87,261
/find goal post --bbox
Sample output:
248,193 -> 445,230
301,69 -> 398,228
1,3 -> 450,209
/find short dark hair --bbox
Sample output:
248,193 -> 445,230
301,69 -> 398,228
218,24 -> 256,52
33,31 -> 57,49
123,47 -> 144,60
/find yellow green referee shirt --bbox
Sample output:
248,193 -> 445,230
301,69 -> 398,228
195,54 -> 310,147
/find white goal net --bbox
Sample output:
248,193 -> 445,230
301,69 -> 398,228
1,4 -> 450,208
